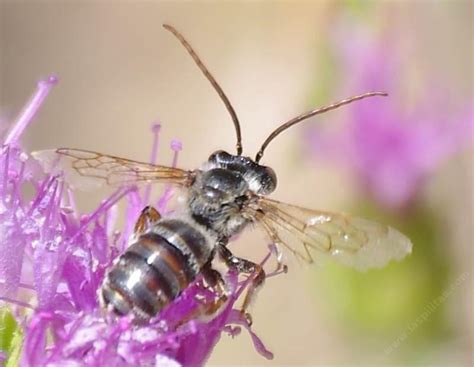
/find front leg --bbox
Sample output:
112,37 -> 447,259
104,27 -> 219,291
217,244 -> 265,326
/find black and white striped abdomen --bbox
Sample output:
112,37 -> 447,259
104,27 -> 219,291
100,218 -> 214,321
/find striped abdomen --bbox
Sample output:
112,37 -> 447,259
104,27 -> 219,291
100,218 -> 213,321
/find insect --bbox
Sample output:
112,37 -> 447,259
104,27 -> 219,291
33,24 -> 412,324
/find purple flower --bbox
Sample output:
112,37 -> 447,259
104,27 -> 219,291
0,77 -> 276,366
306,27 -> 473,210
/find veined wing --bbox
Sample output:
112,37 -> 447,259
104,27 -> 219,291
32,148 -> 193,191
250,197 -> 412,271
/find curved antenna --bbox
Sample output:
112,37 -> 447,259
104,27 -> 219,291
163,24 -> 243,155
255,92 -> 388,162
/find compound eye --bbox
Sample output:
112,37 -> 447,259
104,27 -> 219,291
208,150 -> 233,166
257,166 -> 277,195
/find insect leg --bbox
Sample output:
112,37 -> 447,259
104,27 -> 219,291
217,244 -> 265,326
176,264 -> 228,326
200,265 -> 229,315
133,206 -> 162,235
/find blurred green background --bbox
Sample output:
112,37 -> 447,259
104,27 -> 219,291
1,1 -> 472,366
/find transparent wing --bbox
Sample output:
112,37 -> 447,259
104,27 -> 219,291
32,148 -> 193,191
248,197 -> 412,271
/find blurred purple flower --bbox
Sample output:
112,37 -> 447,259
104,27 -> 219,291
0,77 -> 275,366
306,29 -> 473,210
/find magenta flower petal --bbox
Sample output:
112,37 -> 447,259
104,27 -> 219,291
4,76 -> 58,147
0,147 -> 31,299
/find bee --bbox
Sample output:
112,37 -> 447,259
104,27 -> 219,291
33,24 -> 412,324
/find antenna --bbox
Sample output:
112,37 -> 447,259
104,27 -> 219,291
255,92 -> 388,162
163,24 -> 243,155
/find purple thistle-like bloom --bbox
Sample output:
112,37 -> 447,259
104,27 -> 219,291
0,77 -> 275,366
306,28 -> 473,210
